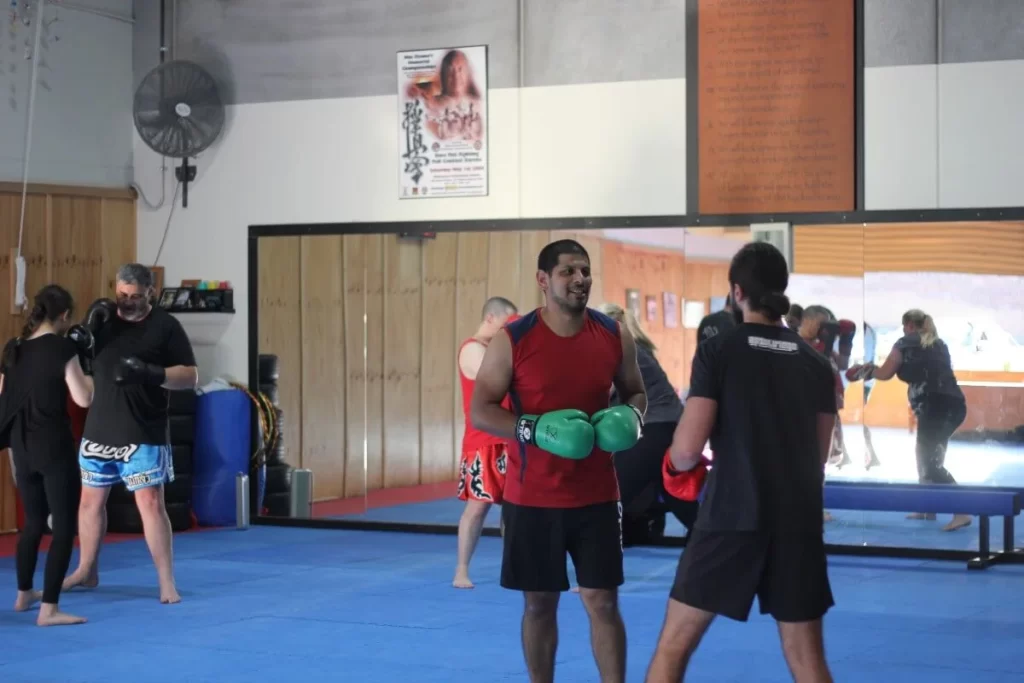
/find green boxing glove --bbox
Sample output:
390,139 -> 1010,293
590,405 -> 644,453
515,409 -> 595,460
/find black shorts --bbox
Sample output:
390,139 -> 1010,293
670,530 -> 834,623
500,501 -> 624,593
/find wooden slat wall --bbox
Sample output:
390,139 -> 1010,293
0,183 -> 136,533
864,222 -> 1024,275
793,225 -> 865,276
258,230 -> 730,499
794,222 -> 1024,277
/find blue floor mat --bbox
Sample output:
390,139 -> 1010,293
1,527 -> 1023,682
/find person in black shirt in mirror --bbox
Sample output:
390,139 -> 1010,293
597,303 -> 688,543
0,285 -> 94,626
695,293 -> 736,344
646,242 -> 837,683
846,308 -> 970,532
63,264 -> 198,604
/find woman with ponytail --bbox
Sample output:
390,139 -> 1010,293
847,308 -> 970,532
0,284 -> 94,625
598,302 -> 688,543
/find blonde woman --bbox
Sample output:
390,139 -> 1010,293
848,309 -> 970,531
597,303 -> 690,542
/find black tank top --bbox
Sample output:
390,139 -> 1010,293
0,334 -> 78,461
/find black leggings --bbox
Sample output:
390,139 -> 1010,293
15,455 -> 80,605
613,421 -> 699,530
915,395 -> 967,485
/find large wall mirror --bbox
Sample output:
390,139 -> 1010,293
253,221 -> 1024,558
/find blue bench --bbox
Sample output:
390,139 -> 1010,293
824,481 -> 1024,570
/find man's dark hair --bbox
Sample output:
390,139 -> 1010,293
727,242 -> 791,321
537,239 -> 589,274
482,296 -> 517,320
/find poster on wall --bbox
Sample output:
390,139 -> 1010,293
663,293 -> 678,328
397,45 -> 489,199
645,295 -> 658,323
626,289 -> 642,320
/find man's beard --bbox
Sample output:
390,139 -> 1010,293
557,287 -> 588,312
118,301 -> 151,321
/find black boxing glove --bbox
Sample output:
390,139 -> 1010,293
817,320 -> 840,355
67,324 -> 95,375
114,356 -> 166,387
84,298 -> 117,335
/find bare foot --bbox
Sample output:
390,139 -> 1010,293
14,590 -> 42,612
62,571 -> 99,591
453,573 -> 475,589
160,585 -> 182,604
37,604 -> 87,627
570,586 -> 580,594
942,515 -> 972,532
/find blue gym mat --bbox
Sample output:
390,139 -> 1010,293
1,527 -> 1022,681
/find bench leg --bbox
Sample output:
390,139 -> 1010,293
968,516 -> 992,570
1004,514 -> 1015,553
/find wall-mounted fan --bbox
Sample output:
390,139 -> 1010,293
133,60 -> 225,208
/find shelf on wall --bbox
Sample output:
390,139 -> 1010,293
169,310 -> 235,346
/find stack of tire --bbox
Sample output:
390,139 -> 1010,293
105,390 -> 196,533
259,354 -> 292,516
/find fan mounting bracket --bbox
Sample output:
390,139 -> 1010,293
174,158 -> 197,208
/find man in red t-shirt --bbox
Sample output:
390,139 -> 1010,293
472,239 -> 647,683
454,296 -> 519,589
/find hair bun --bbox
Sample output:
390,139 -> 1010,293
759,291 -> 791,317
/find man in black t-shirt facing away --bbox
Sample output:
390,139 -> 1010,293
63,264 -> 198,604
646,242 -> 838,683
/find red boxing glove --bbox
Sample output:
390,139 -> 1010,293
662,451 -> 711,502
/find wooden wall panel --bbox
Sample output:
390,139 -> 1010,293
99,199 -> 138,299
793,225 -> 865,277
342,235 -> 367,498
299,236 -> 346,501
420,234 -> 457,484
257,237 -> 302,468
486,232 -> 522,303
0,184 -> 136,533
452,233 -> 490,466
518,231 -> 550,312
382,239 -> 422,488
864,222 -> 1024,275
365,235 -> 385,491
51,197 -> 103,313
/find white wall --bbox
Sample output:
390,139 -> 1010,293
864,60 -> 1024,210
0,1 -> 133,186
134,79 -> 688,382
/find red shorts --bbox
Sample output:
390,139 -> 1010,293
457,443 -> 508,504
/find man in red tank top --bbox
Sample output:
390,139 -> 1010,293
454,296 -> 519,589
471,239 -> 647,683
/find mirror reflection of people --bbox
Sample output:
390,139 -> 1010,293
1,285 -> 94,626
696,293 -> 736,343
453,296 -> 519,589
598,303 -> 690,545
860,323 -> 880,470
796,305 -> 851,470
847,309 -> 971,532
